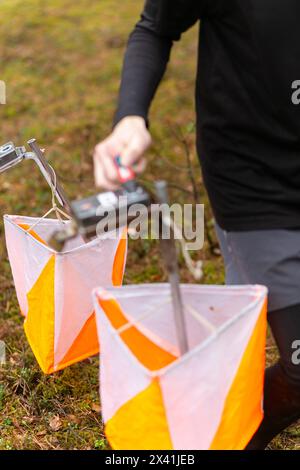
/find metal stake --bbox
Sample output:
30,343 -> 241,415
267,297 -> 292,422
155,180 -> 189,355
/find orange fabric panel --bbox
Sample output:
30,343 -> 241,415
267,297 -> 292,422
106,378 -> 173,450
112,228 -> 127,286
210,300 -> 267,450
99,298 -> 177,371
56,312 -> 99,371
24,255 -> 55,374
18,223 -> 48,246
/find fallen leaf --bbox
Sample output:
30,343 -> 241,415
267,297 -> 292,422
67,414 -> 80,424
22,417 -> 34,424
91,403 -> 101,413
49,415 -> 62,432
2,181 -> 11,190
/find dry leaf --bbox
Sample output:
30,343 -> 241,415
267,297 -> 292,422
67,414 -> 80,424
2,181 -> 11,190
49,415 -> 62,432
22,416 -> 35,424
91,403 -> 101,413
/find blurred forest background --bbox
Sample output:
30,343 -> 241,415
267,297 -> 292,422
0,0 -> 298,450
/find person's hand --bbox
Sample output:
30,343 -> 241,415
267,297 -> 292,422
93,116 -> 152,189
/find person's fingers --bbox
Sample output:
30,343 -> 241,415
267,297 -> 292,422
93,151 -> 103,188
94,158 -> 117,190
93,118 -> 152,188
95,166 -> 120,190
93,142 -> 120,189
120,133 -> 151,168
101,154 -> 120,185
94,167 -> 114,190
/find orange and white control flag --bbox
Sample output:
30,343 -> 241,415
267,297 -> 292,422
4,214 -> 127,374
93,283 -> 267,450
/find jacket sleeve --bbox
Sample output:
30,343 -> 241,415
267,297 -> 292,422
113,0 -> 203,126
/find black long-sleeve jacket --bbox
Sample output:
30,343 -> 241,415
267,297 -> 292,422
115,0 -> 300,231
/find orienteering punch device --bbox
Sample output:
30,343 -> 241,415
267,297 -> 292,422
0,139 -> 72,213
71,156 -> 151,237
49,156 -> 152,250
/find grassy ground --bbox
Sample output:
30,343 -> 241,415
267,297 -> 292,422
0,0 -> 298,450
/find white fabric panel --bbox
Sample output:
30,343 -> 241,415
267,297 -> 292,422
160,296 -> 265,450
23,232 -> 52,291
4,215 -> 52,316
54,233 -> 124,366
93,291 -> 151,423
4,216 -> 28,315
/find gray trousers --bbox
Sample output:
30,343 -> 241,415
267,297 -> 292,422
215,223 -> 300,312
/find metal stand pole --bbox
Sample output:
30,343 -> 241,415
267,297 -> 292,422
155,181 -> 189,355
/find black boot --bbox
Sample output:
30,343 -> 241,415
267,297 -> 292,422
246,362 -> 300,449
